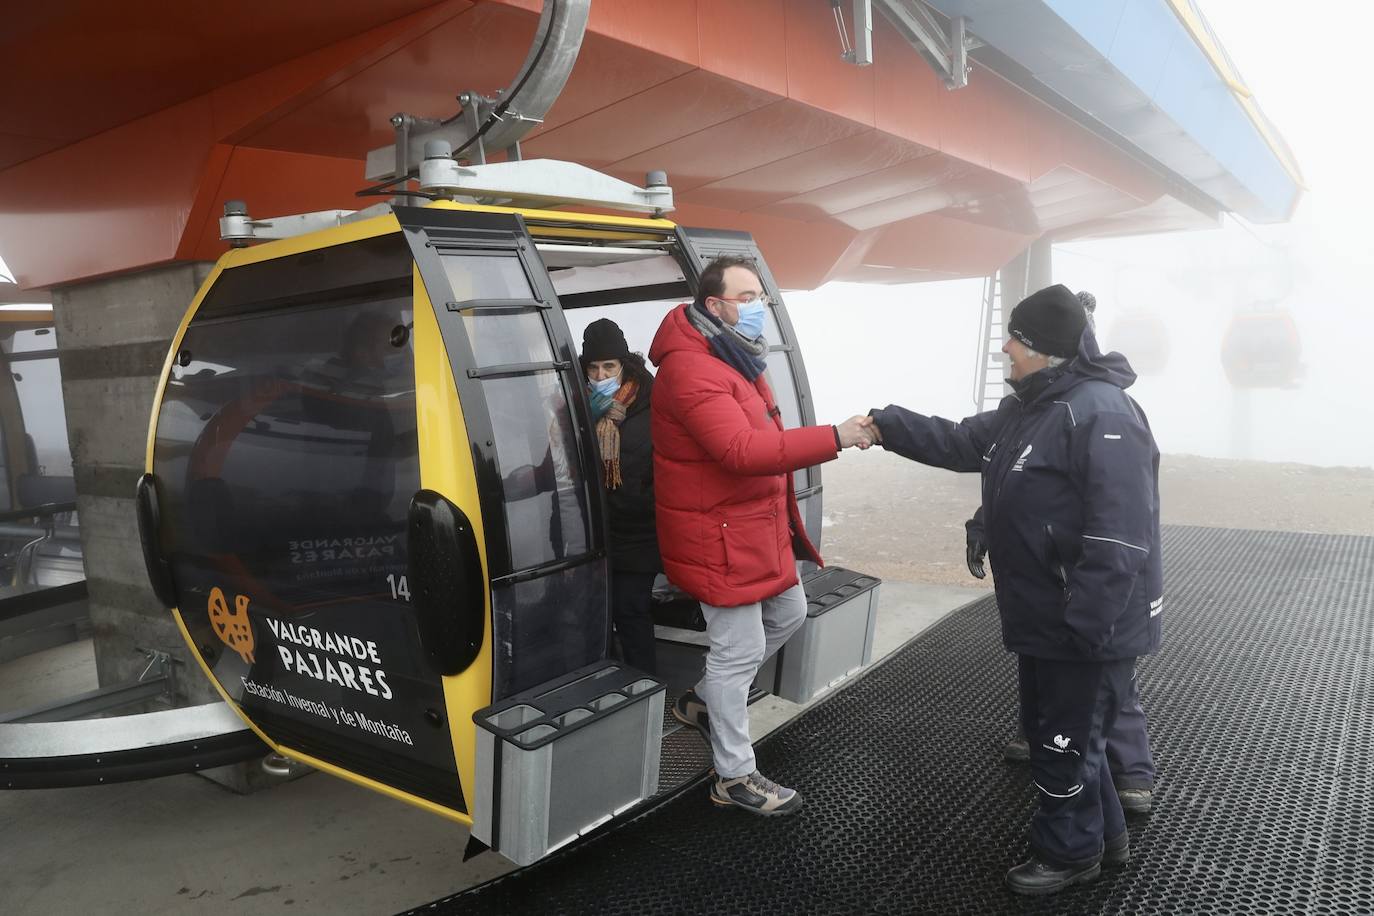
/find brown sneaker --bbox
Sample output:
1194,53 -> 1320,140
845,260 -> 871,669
710,771 -> 803,816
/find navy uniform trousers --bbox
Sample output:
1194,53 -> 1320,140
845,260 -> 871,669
1108,665 -> 1155,791
1018,655 -> 1137,867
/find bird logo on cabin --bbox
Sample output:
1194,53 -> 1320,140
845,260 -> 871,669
208,586 -> 255,663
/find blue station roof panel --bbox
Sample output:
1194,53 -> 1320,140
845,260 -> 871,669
925,0 -> 1302,222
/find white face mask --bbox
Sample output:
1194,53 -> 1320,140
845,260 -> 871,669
589,375 -> 621,398
732,299 -> 767,340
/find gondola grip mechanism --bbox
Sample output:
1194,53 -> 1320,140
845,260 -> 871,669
418,140 -> 478,198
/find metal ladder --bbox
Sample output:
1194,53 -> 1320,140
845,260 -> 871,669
972,271 -> 1006,413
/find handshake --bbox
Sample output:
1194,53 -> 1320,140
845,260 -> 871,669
835,414 -> 882,450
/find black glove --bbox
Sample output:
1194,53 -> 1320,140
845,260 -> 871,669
965,530 -> 987,580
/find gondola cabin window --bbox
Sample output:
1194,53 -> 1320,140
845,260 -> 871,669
150,236 -> 465,805
438,251 -> 602,697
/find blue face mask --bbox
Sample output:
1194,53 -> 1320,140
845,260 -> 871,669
589,375 -> 621,398
732,300 -> 767,340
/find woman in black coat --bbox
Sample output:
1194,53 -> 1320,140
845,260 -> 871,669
581,319 -> 661,674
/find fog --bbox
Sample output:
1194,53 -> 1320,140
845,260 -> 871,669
790,0 -> 1373,471
787,236 -> 1372,468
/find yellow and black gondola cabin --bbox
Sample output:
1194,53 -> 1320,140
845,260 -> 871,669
135,199 -> 829,855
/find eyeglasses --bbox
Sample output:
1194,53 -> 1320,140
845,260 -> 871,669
712,293 -> 773,306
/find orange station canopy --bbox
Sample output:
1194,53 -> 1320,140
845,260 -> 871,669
0,0 -> 1298,291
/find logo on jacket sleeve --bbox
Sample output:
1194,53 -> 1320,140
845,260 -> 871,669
1012,444 -> 1033,472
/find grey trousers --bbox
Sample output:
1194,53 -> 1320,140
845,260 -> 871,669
697,583 -> 808,778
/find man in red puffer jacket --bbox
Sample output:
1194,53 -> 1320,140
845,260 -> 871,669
649,254 -> 875,816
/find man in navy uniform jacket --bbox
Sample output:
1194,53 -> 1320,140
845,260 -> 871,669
867,284 -> 1164,896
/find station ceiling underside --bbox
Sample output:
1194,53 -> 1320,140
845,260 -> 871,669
0,0 -> 1284,291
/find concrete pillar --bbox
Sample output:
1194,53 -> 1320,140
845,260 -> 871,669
51,261 -> 216,705
998,236 -> 1053,309
49,261 -> 322,792
53,261 -> 311,793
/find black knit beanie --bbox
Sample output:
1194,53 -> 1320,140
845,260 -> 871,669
581,318 -> 631,363
1007,284 -> 1086,358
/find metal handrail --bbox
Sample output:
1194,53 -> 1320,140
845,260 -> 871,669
0,501 -> 76,525
0,580 -> 86,625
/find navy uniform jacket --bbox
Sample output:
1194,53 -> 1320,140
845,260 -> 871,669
870,328 -> 1163,661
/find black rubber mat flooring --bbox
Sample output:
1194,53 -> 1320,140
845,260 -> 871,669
407,527 -> 1374,915
655,693 -> 712,796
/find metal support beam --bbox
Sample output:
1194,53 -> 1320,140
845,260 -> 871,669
0,650 -> 176,723
871,0 -> 976,88
842,0 -> 874,66
949,14 -> 968,88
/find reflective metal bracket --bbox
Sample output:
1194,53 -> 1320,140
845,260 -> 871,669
832,0 -> 874,66
842,0 -> 982,89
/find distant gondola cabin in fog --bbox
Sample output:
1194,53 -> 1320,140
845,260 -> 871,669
1109,311 -> 1170,375
1220,306 -> 1303,388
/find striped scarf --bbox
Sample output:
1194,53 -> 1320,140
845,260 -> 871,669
687,302 -> 768,381
590,377 -> 638,488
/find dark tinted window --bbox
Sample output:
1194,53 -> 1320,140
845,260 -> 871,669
159,296 -> 417,600
197,233 -> 413,321
491,564 -> 604,697
154,275 -> 460,794
484,370 -> 590,569
0,327 -> 81,598
8,330 -> 72,483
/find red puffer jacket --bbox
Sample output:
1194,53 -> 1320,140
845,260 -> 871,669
648,304 -> 838,607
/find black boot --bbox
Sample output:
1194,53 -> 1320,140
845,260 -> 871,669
1118,787 -> 1153,814
1006,856 -> 1101,896
1103,830 -> 1129,867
